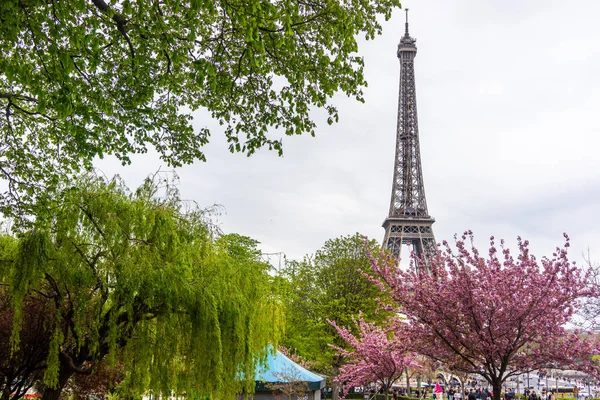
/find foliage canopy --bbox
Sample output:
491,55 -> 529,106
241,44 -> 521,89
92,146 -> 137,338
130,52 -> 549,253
0,173 -> 283,399
280,234 -> 389,379
0,0 -> 401,215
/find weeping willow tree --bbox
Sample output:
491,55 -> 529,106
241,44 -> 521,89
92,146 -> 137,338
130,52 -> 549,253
0,173 -> 284,400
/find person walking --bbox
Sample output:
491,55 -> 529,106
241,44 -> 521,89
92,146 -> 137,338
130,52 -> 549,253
435,382 -> 444,400
529,390 -> 539,400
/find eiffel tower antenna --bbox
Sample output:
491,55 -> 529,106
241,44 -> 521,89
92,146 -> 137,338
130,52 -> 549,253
382,12 -> 436,273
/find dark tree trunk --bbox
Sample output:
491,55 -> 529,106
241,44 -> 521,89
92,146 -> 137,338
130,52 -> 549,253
1,389 -> 12,400
492,380 -> 502,400
41,366 -> 73,400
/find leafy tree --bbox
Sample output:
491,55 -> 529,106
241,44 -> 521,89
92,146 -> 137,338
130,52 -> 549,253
0,0 -> 401,216
281,234 -> 389,400
0,173 -> 283,400
328,315 -> 419,400
0,289 -> 53,400
369,231 -> 600,400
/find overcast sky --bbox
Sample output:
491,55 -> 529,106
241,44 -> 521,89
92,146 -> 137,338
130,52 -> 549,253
96,0 -> 600,265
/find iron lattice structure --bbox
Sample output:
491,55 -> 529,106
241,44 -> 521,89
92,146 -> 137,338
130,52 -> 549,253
382,11 -> 436,271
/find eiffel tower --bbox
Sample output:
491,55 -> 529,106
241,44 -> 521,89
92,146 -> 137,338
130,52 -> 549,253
382,10 -> 436,271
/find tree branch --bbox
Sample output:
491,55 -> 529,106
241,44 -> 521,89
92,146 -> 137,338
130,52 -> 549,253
90,0 -> 136,65
0,93 -> 38,103
78,205 -> 105,238
60,351 -> 92,375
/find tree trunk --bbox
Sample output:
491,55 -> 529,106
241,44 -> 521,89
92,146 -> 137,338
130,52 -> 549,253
332,364 -> 340,400
406,369 -> 411,395
492,380 -> 502,400
1,388 -> 12,400
417,375 -> 422,399
41,366 -> 73,400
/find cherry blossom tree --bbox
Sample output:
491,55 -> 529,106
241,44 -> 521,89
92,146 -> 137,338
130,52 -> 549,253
368,232 -> 600,400
328,316 -> 419,400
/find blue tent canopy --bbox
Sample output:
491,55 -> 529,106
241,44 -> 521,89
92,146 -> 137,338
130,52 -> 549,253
255,350 -> 326,391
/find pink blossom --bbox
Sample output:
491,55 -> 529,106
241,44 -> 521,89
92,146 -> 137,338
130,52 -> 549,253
328,315 -> 420,398
368,232 -> 600,400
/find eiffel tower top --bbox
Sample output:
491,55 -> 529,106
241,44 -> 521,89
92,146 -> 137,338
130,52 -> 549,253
386,9 -> 430,220
399,9 -> 417,52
